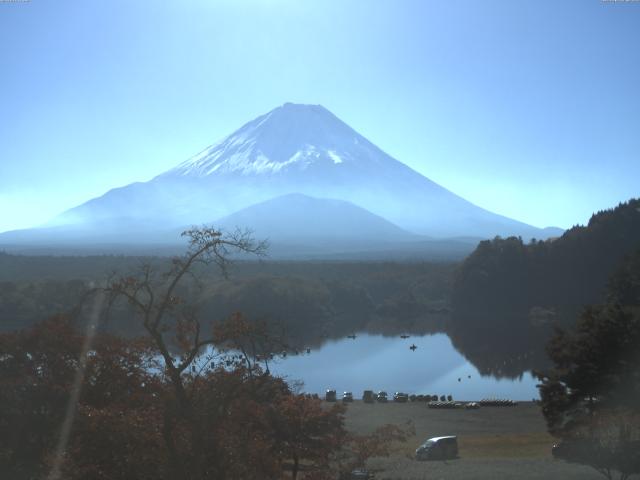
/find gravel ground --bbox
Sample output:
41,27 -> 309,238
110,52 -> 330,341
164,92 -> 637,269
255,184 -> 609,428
341,401 -> 637,480
365,456 -> 608,480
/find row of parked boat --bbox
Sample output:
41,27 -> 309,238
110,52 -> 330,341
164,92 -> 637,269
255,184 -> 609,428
425,398 -> 517,408
325,390 -> 460,403
478,398 -> 519,406
426,398 -> 518,408
427,401 -> 470,409
323,390 -> 518,407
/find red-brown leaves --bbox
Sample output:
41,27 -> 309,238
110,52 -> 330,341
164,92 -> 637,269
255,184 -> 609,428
0,317 -> 163,478
340,421 -> 415,472
272,394 -> 346,479
1,317 -> 414,480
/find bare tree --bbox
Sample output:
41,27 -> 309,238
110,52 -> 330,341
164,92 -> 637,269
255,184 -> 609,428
103,227 -> 267,479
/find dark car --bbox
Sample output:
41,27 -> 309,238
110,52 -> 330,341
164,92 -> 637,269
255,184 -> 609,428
551,442 -> 567,460
363,390 -> 375,403
416,436 -> 458,460
376,391 -> 388,403
394,392 -> 409,403
342,391 -> 354,403
349,468 -> 373,479
339,469 -> 373,480
551,439 -> 597,463
325,389 -> 337,402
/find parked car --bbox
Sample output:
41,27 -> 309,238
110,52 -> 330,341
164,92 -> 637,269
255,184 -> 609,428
342,391 -> 354,403
465,402 -> 480,409
325,389 -> 337,402
363,390 -> 375,403
551,439 -> 596,462
376,391 -> 388,403
394,392 -> 409,403
416,436 -> 458,460
339,468 -> 374,480
349,468 -> 373,479
551,442 -> 568,460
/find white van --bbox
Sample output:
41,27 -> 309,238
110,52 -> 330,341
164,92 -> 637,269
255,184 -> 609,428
416,436 -> 458,460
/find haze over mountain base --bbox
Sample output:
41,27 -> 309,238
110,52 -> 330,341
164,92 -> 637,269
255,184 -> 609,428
0,103 -> 562,257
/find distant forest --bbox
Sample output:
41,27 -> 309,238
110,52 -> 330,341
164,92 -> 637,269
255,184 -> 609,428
0,257 -> 453,346
450,198 -> 640,376
1,199 -> 638,378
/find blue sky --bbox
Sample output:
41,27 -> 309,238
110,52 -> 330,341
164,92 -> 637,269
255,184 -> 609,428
1,0 -> 639,233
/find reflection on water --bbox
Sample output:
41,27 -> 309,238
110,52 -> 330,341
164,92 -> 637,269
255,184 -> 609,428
268,333 -> 539,400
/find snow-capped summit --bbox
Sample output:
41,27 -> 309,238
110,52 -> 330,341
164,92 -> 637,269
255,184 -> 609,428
164,103 -> 387,177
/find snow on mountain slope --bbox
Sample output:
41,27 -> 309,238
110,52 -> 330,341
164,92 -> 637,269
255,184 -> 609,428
45,103 -> 559,240
164,103 -> 394,177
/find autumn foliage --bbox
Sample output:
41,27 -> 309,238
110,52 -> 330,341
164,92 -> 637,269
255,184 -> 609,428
1,229 -> 411,479
0,315 -> 414,479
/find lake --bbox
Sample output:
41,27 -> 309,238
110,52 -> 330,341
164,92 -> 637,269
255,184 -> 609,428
267,333 -> 540,401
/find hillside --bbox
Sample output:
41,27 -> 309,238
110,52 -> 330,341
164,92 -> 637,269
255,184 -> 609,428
214,193 -> 414,244
449,198 -> 640,376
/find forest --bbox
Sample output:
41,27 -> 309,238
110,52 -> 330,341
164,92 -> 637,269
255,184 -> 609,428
450,198 -> 640,376
1,228 -> 420,480
0,254 -> 454,346
2,199 -> 639,378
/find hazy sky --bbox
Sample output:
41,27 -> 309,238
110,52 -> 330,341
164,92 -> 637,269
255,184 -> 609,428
1,0 -> 639,233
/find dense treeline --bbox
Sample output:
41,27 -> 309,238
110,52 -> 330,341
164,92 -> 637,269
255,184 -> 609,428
450,198 -> 640,376
537,248 -> 640,479
1,228 -> 416,480
0,251 -> 145,282
0,258 -> 454,345
5,199 -> 638,380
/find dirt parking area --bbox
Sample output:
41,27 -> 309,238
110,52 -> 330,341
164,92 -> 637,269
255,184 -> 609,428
342,401 -> 635,479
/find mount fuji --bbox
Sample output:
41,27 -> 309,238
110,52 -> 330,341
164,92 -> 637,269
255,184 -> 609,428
1,103 -> 561,254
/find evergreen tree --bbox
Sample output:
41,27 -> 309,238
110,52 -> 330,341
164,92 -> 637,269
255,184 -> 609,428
537,249 -> 640,480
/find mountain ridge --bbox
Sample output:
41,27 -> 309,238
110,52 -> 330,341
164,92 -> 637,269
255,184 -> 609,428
213,193 -> 416,242
4,103 -> 563,251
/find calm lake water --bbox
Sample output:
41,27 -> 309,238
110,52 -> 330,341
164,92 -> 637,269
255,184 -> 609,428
267,333 -> 539,401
